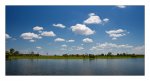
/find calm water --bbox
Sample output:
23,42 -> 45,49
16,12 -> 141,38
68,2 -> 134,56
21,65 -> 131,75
6,58 -> 144,75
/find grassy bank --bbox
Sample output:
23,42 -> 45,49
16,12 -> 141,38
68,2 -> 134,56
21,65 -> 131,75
6,55 -> 144,60
6,48 -> 144,60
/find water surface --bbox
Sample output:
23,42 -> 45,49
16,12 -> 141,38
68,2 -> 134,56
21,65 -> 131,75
6,58 -> 144,75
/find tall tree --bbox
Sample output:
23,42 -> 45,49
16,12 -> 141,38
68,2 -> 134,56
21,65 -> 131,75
107,52 -> 112,56
10,48 -> 15,54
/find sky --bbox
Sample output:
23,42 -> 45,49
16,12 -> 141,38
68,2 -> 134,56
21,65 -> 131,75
6,6 -> 144,55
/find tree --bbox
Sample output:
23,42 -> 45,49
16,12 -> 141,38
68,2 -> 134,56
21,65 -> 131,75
89,54 -> 95,58
14,51 -> 19,54
123,53 -> 126,56
101,54 -> 104,56
82,54 -> 86,58
76,54 -> 79,57
107,52 -> 112,56
63,54 -> 68,57
10,48 -> 15,54
117,53 -> 120,56
131,53 -> 136,57
132,53 -> 135,55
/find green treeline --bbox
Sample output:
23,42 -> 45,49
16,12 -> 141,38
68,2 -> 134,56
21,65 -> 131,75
6,48 -> 144,59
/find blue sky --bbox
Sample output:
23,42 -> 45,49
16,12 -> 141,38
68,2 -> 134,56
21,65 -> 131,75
6,6 -> 144,55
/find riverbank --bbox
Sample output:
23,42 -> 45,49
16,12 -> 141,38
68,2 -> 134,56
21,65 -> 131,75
6,55 -> 144,59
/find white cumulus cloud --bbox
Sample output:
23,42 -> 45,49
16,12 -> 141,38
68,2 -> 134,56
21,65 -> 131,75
29,39 -> 36,42
106,29 -> 127,40
84,13 -> 102,24
61,44 -> 67,47
132,45 -> 144,54
68,46 -> 84,51
33,26 -> 43,31
88,13 -> 96,16
71,24 -> 95,36
90,42 -> 133,54
90,42 -> 144,54
83,38 -> 93,43
90,42 -> 133,50
6,33 -> 11,39
53,23 -> 66,28
41,31 -> 56,37
66,40 -> 75,42
54,38 -> 65,42
36,46 -> 42,49
103,18 -> 109,23
20,32 -> 41,40
76,46 -> 84,50
116,5 -> 126,8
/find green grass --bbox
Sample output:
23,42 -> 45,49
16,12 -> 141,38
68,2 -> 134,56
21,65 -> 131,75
7,55 -> 144,60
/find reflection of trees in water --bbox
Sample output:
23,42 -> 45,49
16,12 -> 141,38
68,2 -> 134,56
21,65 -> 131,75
89,58 -> 95,62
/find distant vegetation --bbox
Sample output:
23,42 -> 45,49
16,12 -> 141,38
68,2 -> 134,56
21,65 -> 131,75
6,48 -> 144,59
